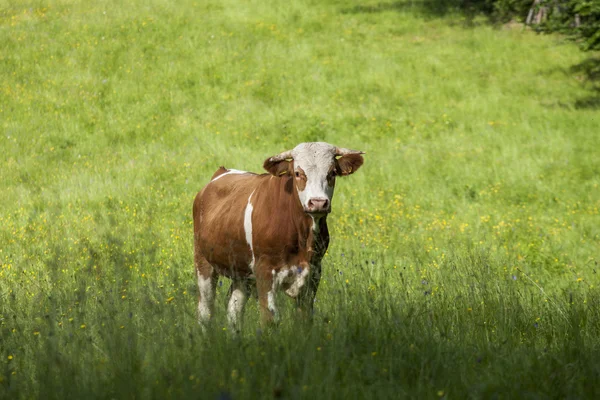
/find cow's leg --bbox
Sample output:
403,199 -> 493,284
256,268 -> 277,326
296,262 -> 322,319
195,257 -> 218,330
227,279 -> 250,333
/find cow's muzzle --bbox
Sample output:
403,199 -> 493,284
306,198 -> 331,214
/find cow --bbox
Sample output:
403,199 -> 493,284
193,142 -> 365,331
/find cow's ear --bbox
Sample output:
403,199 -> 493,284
335,154 -> 364,176
263,158 -> 292,176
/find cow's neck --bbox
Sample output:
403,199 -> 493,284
278,176 -> 329,262
299,213 -> 326,265
309,214 -> 324,235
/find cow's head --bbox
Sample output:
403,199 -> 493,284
264,142 -> 365,215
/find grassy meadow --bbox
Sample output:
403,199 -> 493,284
1,0 -> 600,398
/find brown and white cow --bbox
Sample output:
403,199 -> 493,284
193,142 -> 364,331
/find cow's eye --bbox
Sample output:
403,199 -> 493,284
295,171 -> 300,178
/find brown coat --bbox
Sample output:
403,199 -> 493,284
193,142 -> 364,330
193,167 -> 329,325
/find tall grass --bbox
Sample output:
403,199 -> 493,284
1,0 -> 599,398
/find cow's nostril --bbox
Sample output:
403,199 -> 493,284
307,198 -> 329,212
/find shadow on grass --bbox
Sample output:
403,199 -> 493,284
341,1 -> 412,14
345,2 -> 600,111
570,57 -> 600,110
341,0 -> 496,20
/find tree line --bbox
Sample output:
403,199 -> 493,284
450,0 -> 599,51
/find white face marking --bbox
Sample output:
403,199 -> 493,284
243,191 -> 256,272
210,169 -> 248,182
227,281 -> 248,331
291,143 -> 336,212
197,271 -> 214,326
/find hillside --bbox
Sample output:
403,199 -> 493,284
1,0 -> 599,398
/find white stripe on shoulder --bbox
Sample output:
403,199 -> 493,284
244,190 -> 256,272
211,169 -> 248,182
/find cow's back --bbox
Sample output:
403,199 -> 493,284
193,169 -> 266,277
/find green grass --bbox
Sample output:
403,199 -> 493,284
1,0 -> 600,398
